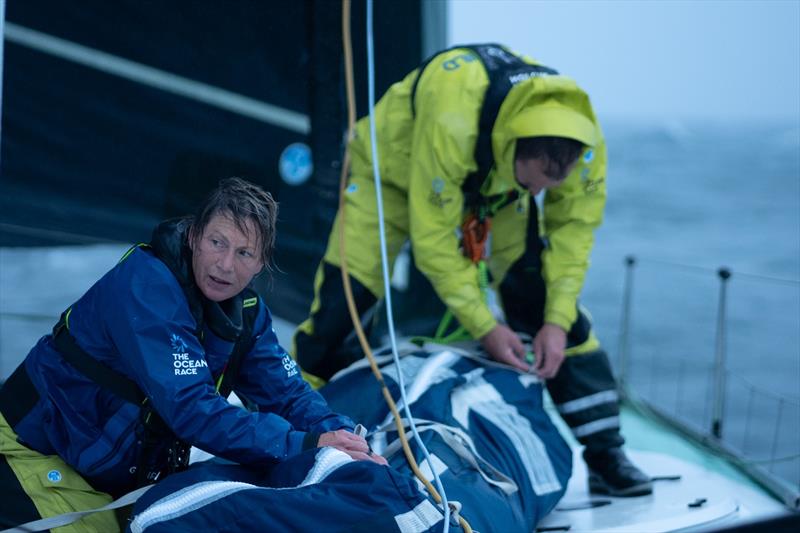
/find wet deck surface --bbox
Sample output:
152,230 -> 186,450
537,448 -> 784,532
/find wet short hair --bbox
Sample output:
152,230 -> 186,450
515,136 -> 584,181
189,177 -> 278,270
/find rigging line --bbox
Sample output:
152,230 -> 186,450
724,271 -> 800,287
725,371 -> 800,406
0,223 -> 125,244
636,257 -> 723,275
3,22 -> 310,134
741,453 -> 800,466
365,1 -> 450,530
0,0 -> 6,167
0,312 -> 59,322
336,5 -> 471,530
637,256 -> 800,286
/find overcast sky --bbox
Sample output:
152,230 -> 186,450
448,0 -> 800,123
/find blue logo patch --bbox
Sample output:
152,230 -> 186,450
583,149 -> 594,164
279,143 -> 313,186
346,183 -> 358,194
170,334 -> 187,353
47,470 -> 62,483
432,177 -> 445,194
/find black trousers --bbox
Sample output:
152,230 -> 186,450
294,262 -> 378,381
0,454 -> 41,529
499,206 -> 624,453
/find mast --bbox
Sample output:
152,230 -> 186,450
0,0 -> 6,169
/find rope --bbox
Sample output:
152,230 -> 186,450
366,0 -> 452,526
337,2 -> 470,531
636,257 -> 800,286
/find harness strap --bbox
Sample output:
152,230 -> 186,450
410,43 -> 557,210
50,293 -> 259,406
0,484 -> 154,533
464,44 -> 558,197
375,417 -> 519,496
52,309 -> 145,405
215,289 -> 259,399
0,363 -> 39,428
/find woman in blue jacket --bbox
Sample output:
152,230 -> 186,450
0,178 -> 382,532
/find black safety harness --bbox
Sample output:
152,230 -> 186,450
409,44 -> 560,341
411,43 -> 559,217
0,218 -> 260,489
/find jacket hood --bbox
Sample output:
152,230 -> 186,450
487,73 -> 600,196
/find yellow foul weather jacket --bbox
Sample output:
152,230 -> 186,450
330,46 -> 607,340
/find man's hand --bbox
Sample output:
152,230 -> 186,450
480,324 -> 530,372
318,430 -> 388,465
533,323 -> 567,379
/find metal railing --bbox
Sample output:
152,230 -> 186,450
617,255 -> 800,510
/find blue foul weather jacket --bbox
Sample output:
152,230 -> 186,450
10,219 -> 353,496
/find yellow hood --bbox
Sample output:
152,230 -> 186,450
487,73 -> 600,196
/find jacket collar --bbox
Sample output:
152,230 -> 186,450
150,218 -> 244,341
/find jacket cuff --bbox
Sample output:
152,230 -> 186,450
463,307 -> 497,340
544,308 -> 573,332
302,431 -> 321,451
286,430 -> 315,455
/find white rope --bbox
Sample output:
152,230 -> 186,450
364,1 -> 450,530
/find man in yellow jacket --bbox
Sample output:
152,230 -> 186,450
294,44 -> 651,497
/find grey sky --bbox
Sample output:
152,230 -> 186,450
448,0 -> 800,123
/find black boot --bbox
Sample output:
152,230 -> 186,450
584,447 -> 652,497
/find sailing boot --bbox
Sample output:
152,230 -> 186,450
584,447 -> 652,497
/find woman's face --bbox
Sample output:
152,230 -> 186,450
190,214 -> 263,302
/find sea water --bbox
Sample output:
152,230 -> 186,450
582,118 -> 799,487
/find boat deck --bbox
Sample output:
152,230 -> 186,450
538,402 -> 786,532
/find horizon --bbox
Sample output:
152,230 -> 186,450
448,0 -> 800,124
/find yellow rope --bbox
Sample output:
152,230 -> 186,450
336,2 -> 471,530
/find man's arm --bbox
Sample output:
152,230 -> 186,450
542,139 -> 607,329
536,139 -> 607,377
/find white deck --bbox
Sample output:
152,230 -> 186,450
538,398 -> 786,532
538,449 -> 770,532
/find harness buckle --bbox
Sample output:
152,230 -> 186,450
461,213 -> 491,264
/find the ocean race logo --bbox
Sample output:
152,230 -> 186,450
282,355 -> 298,378
170,334 -> 188,353
170,333 -> 208,376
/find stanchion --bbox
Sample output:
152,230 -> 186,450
711,267 -> 731,439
